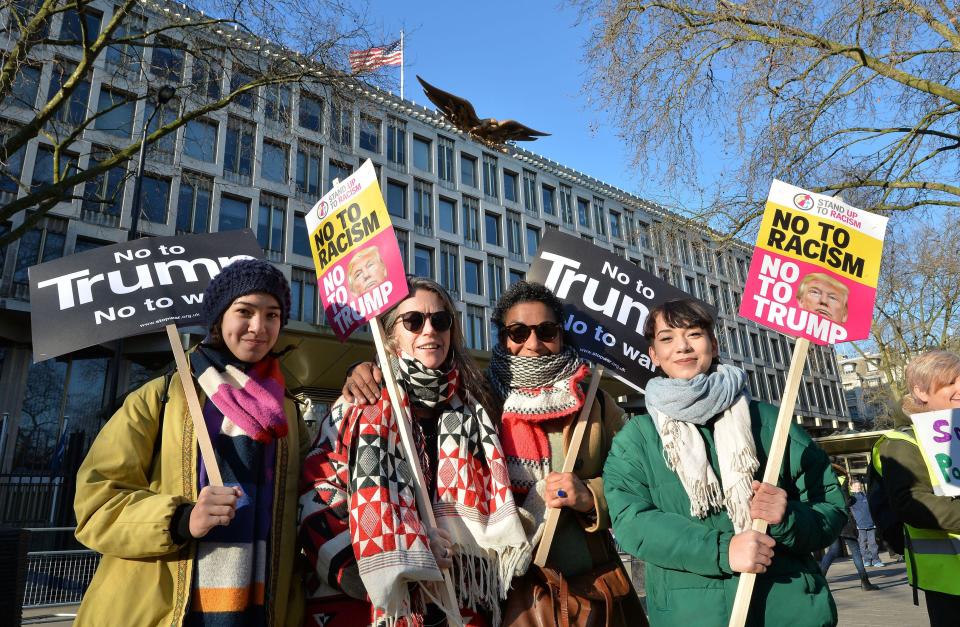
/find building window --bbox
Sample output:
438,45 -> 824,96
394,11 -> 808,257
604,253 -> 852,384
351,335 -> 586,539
81,148 -> 125,226
59,7 -> 101,45
525,225 -> 540,258
296,142 -> 322,200
150,37 -> 184,83
439,196 -> 456,234
439,243 -> 459,295
541,184 -> 556,217
224,116 -> 255,183
387,118 -> 406,165
437,135 -> 454,182
12,215 -> 67,298
293,211 -> 310,257
105,13 -> 146,67
183,118 -> 218,162
413,179 -> 433,235
30,145 -> 78,194
386,180 -> 407,219
328,159 -> 352,192
464,258 -> 482,295
487,255 -> 505,304
461,153 -> 477,187
257,193 -> 286,257
593,197 -> 606,237
191,56 -> 222,100
413,135 -> 431,171
176,172 -> 212,234
509,269 -> 525,285
140,174 -> 170,223
230,66 -> 255,110
506,211 -> 523,258
219,194 -> 249,231
47,61 -> 90,126
637,221 -> 651,249
414,245 -> 434,279
463,196 -> 480,247
396,228 -> 408,267
482,153 -> 498,199
609,210 -> 622,240
298,92 -> 323,133
359,114 -> 381,152
558,184 -> 573,226
261,140 -> 289,184
465,305 -> 485,350
577,197 -> 590,228
485,212 -> 501,247
502,170 -> 519,203
264,84 -> 291,125
290,267 -> 318,324
144,99 -> 178,161
523,170 -> 537,214
330,101 -> 352,145
10,63 -> 40,109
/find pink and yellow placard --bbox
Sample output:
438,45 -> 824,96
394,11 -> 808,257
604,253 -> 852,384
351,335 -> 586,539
738,180 -> 888,345
305,159 -> 408,341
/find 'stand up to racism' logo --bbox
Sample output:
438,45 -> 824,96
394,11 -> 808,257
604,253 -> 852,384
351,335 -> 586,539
315,199 -> 330,220
793,193 -> 815,211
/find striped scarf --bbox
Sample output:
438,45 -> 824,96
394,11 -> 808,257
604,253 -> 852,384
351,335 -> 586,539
186,345 -> 288,626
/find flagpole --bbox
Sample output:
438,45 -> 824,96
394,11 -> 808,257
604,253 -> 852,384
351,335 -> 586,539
400,29 -> 404,100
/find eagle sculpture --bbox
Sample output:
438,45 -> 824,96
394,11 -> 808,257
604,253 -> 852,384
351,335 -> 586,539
417,75 -> 549,148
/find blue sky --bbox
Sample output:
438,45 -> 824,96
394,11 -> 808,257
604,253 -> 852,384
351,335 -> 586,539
362,1 -> 654,200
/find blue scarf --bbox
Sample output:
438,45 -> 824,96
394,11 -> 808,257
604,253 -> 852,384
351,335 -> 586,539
644,364 -> 747,425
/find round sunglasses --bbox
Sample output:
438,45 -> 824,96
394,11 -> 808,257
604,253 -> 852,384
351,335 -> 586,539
395,310 -> 454,333
503,321 -> 562,343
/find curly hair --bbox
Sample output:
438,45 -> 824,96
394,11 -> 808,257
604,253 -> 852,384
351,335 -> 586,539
491,280 -> 566,333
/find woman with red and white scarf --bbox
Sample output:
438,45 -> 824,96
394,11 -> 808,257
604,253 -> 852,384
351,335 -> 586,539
299,276 -> 531,627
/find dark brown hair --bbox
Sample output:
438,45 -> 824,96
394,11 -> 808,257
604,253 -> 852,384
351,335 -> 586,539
643,298 -> 718,343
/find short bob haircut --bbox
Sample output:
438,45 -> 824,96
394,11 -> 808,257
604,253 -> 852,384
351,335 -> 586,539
642,298 -> 718,344
902,350 -> 960,414
491,280 -> 568,344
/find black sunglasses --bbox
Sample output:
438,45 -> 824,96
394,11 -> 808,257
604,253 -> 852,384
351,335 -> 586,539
503,321 -> 562,344
395,310 -> 454,333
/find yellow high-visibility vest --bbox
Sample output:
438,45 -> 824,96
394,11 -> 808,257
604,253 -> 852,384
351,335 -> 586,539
872,429 -> 960,595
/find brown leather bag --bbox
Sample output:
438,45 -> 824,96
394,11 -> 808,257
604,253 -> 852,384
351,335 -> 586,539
502,558 -> 647,627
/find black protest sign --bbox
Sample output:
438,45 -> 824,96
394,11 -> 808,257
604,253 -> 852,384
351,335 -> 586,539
29,230 -> 263,362
527,230 -> 713,391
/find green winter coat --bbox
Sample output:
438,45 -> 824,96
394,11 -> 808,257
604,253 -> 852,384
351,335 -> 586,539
604,400 -> 845,627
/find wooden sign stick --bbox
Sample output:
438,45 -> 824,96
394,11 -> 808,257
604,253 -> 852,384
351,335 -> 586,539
165,324 -> 223,487
727,338 -> 810,627
369,317 -> 463,626
533,365 -> 604,567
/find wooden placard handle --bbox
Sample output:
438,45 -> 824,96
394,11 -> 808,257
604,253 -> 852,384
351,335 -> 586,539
369,317 -> 463,626
727,338 -> 810,627
165,324 -> 223,487
532,365 -> 604,568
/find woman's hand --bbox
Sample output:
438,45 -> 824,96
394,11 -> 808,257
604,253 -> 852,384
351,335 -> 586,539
426,526 -> 455,569
728,530 -> 776,573
342,362 -> 383,405
544,472 -> 595,513
189,486 -> 243,538
750,480 -> 788,525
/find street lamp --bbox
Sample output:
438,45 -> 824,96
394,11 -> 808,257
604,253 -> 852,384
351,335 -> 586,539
105,84 -> 176,415
126,84 -> 176,241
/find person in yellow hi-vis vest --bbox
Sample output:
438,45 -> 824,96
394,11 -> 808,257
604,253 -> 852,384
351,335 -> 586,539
872,350 -> 960,627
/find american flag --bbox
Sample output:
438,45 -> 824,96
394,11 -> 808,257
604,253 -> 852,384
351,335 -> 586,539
349,40 -> 403,72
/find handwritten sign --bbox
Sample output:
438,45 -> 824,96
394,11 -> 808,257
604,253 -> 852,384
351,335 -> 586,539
909,409 -> 960,497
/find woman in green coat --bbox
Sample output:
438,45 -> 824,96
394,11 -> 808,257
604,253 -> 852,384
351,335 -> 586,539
604,299 -> 846,626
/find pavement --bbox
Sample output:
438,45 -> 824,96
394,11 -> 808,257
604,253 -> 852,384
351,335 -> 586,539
18,552 -> 929,626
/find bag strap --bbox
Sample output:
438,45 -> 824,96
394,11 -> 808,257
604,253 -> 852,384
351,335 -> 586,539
152,368 -> 176,459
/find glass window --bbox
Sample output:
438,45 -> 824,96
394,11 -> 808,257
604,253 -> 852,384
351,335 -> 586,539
261,140 -> 289,183
328,159 -> 352,192
359,114 -> 381,152
10,64 -> 40,109
487,255 -> 505,303
183,118 -> 218,162
144,99 -> 178,158
139,174 -> 170,223
81,149 -> 125,221
482,154 -> 498,199
414,245 -> 433,279
396,228 -> 408,268
59,7 -> 101,45
219,195 -> 249,231
464,258 -> 482,295
525,225 -> 540,257
191,55 -> 222,100
12,216 -> 67,297
577,197 -> 590,228
224,116 -> 255,181
74,236 -> 109,253
465,305 -> 485,350
150,37 -> 184,83
437,136 -> 454,182
176,172 -> 212,234
330,101 -> 352,145
293,211 -> 310,256
439,243 -> 459,295
257,193 -> 286,254
438,196 -> 456,233
523,170 -> 537,213
290,267 -> 318,324
485,212 -> 501,246
560,185 -> 573,226
542,185 -> 556,216
230,66 -> 255,109
105,13 -> 145,67
296,142 -> 322,199
506,211 -> 522,257
298,92 -> 323,133
48,61 -> 90,126
30,145 -> 78,193
462,196 -> 480,246
609,210 -> 622,239
413,135 -> 431,171
387,118 -> 406,165
461,153 -> 477,187
386,180 -> 406,219
413,179 -> 432,234
264,84 -> 291,124
14,358 -> 68,470
593,197 -> 606,236
503,170 -> 518,203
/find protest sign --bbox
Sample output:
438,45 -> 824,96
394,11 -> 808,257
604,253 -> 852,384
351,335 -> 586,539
527,229 -> 709,391
305,159 -> 408,341
738,180 -> 888,345
909,409 -> 960,497
29,229 -> 262,362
